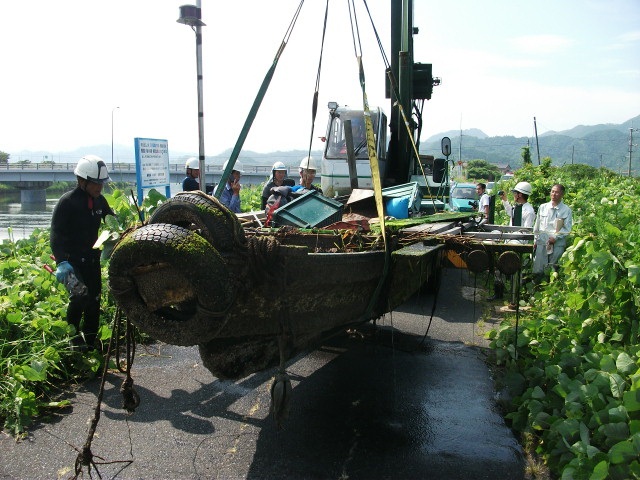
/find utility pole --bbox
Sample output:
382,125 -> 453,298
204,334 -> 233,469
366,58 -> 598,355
459,114 -> 462,166
111,106 -> 120,170
533,117 -> 541,165
571,145 -> 574,164
629,128 -> 638,177
459,129 -> 462,167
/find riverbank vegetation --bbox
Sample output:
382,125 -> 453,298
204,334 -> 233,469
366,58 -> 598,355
0,188 -> 165,435
488,163 -> 640,479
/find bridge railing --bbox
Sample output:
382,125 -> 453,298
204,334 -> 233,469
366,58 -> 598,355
0,162 -> 281,174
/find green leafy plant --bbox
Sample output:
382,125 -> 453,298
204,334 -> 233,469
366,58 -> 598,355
0,188 -> 165,435
0,230 -> 80,434
98,188 -> 167,258
489,164 -> 640,479
240,183 -> 265,212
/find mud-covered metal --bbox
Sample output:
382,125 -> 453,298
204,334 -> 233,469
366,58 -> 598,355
108,192 -> 444,380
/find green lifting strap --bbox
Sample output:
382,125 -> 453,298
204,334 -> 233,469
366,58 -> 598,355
304,0 -> 330,161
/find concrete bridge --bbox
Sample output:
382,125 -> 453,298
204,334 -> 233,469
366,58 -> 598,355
0,162 -> 306,204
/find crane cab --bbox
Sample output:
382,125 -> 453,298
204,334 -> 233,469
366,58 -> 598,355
320,102 -> 388,198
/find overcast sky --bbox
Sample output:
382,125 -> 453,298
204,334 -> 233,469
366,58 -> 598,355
1,0 -> 639,159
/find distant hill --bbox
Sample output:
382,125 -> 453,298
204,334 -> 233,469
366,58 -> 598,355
420,114 -> 639,174
425,128 -> 488,143
213,149 -> 323,169
8,145 -> 323,169
8,115 -> 639,174
541,114 -> 640,138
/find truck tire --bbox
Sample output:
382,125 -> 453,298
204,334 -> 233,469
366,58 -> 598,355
149,191 -> 246,254
108,223 -> 235,346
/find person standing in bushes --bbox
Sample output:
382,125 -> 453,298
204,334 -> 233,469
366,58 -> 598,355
489,181 -> 535,301
498,181 -> 535,228
50,155 -> 114,350
532,183 -> 573,283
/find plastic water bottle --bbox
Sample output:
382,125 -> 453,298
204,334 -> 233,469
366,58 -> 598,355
65,271 -> 88,297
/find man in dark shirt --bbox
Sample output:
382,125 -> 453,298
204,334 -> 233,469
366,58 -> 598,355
182,157 -> 200,191
50,155 -> 114,349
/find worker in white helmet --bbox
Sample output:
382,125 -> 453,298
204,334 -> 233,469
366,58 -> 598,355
182,157 -> 200,192
498,181 -> 535,228
220,160 -> 244,213
50,155 -> 114,350
489,181 -> 536,301
297,156 -> 323,194
261,161 -> 290,209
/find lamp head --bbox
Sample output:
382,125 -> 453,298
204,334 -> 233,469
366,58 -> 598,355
177,5 -> 205,27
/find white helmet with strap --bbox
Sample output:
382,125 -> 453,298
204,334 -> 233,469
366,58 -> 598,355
185,157 -> 200,170
272,161 -> 287,171
513,181 -> 533,196
74,155 -> 110,184
299,156 -> 316,171
272,161 -> 287,178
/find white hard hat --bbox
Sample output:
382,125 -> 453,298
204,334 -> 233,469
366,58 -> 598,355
223,159 -> 244,173
272,161 -> 287,171
185,157 -> 200,170
74,155 -> 110,184
513,181 -> 533,196
299,156 -> 316,171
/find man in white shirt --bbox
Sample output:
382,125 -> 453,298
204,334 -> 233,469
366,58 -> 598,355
476,183 -> 490,220
498,181 -> 535,228
533,184 -> 573,282
489,181 -> 535,301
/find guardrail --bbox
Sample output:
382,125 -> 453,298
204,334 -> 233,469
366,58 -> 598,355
0,162 -> 321,188
0,162 -> 279,174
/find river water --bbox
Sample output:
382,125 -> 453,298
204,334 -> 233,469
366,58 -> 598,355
0,184 -> 186,241
0,196 -> 57,241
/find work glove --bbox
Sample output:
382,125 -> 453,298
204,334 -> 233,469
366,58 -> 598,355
55,261 -> 74,284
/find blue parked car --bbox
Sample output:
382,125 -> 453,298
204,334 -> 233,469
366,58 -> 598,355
449,182 -> 478,212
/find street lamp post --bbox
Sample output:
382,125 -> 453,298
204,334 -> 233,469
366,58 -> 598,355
111,106 -> 120,170
177,3 -> 206,190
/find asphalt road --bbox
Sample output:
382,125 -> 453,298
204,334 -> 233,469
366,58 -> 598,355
1,268 -> 525,479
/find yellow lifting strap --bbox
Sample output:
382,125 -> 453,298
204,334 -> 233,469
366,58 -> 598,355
359,60 -> 386,244
359,55 -> 390,319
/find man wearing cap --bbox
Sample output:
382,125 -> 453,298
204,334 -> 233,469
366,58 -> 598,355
50,155 -> 114,350
220,160 -> 243,213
